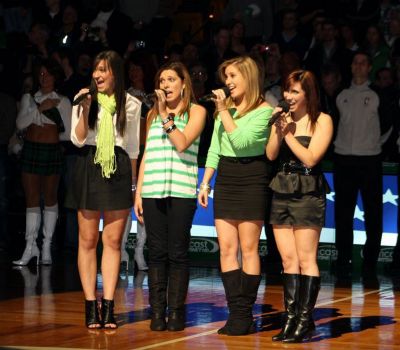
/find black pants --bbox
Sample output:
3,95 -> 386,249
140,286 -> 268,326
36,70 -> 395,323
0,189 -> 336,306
333,154 -> 383,265
142,197 -> 197,269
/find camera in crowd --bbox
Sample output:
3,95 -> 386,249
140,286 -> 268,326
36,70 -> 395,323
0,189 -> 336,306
135,40 -> 146,49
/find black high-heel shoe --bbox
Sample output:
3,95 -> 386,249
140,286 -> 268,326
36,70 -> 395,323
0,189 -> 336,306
85,300 -> 101,329
101,298 -> 117,329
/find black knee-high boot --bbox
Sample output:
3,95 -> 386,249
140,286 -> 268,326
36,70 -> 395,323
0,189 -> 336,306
218,269 -> 241,335
236,270 -> 261,335
283,275 -> 320,343
148,266 -> 168,331
219,269 -> 261,336
272,273 -> 300,341
167,268 -> 189,331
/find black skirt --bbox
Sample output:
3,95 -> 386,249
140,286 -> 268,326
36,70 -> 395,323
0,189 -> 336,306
213,155 -> 271,220
64,145 -> 133,211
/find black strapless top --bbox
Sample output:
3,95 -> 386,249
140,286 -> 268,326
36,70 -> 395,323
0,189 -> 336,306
269,136 -> 330,194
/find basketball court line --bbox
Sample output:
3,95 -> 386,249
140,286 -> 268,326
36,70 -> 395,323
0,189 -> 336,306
1,287 -> 392,350
133,286 -> 392,350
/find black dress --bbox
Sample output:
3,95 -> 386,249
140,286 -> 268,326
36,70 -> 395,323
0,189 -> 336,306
269,136 -> 330,227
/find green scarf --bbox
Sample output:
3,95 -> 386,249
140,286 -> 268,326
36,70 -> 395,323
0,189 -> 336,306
94,93 -> 117,178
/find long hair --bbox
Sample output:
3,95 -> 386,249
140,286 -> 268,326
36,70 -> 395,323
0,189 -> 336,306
88,50 -> 127,136
283,69 -> 320,132
217,56 -> 263,118
31,58 -> 65,94
147,61 -> 195,129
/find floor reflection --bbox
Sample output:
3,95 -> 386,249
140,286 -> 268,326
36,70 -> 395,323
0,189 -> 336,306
1,260 -> 398,340
315,315 -> 396,341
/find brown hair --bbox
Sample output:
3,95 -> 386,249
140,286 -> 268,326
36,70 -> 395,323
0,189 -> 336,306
32,58 -> 65,93
283,69 -> 320,132
147,61 -> 195,129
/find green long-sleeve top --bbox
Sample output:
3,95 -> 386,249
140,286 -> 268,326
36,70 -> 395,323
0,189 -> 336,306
205,105 -> 273,169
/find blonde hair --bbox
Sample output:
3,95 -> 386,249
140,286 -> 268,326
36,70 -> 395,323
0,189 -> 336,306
216,56 -> 263,118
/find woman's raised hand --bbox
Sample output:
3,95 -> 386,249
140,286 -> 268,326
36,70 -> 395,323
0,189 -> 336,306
39,98 -> 60,112
155,89 -> 167,116
211,88 -> 229,112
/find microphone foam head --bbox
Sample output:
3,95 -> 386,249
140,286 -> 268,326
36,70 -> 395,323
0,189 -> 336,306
279,100 -> 290,113
222,86 -> 231,98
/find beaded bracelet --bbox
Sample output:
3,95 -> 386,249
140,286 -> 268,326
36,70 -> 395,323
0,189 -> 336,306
132,184 -> 137,192
199,182 -> 212,194
161,113 -> 175,126
165,124 -> 177,134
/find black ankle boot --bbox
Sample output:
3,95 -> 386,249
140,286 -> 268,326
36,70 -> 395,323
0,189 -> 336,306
101,298 -> 117,329
148,266 -> 167,331
272,273 -> 300,341
167,268 -> 189,331
85,300 -> 101,328
283,275 -> 320,343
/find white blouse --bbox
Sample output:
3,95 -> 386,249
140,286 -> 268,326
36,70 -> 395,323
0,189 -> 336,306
71,93 -> 141,160
17,91 -> 72,141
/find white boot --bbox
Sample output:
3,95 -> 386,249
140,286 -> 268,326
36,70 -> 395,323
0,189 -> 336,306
41,204 -> 58,265
13,265 -> 39,294
13,207 -> 41,266
121,212 -> 131,270
134,222 -> 148,271
41,265 -> 53,294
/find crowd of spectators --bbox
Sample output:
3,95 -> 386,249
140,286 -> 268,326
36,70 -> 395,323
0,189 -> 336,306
0,0 -> 399,272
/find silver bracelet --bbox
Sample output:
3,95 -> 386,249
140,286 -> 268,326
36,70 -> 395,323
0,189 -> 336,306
165,123 -> 177,134
161,113 -> 175,125
199,182 -> 212,194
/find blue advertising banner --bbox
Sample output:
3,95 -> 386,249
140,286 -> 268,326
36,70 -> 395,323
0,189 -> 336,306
106,168 -> 398,247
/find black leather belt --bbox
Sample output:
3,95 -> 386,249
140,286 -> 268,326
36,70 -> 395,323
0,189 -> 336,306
221,155 -> 266,164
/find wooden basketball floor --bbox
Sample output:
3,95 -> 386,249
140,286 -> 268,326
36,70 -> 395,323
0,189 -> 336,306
0,258 -> 399,350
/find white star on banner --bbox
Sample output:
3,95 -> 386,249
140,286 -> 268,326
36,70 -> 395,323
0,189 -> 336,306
383,188 -> 398,206
326,191 -> 335,202
354,205 -> 364,221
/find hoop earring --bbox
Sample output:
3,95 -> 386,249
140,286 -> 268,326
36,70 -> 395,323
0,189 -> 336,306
180,89 -> 184,99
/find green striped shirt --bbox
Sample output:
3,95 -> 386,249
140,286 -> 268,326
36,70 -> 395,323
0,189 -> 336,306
141,112 -> 199,198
